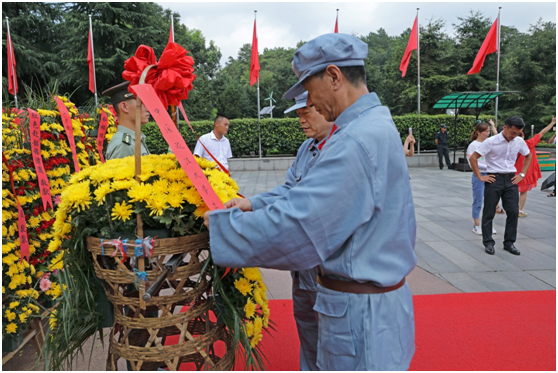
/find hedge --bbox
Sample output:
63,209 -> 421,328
143,114 -> 494,156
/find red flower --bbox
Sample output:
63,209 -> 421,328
122,43 -> 196,109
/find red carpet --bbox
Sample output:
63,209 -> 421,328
173,291 -> 555,371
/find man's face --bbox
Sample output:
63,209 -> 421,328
502,125 -> 523,141
120,99 -> 150,125
303,75 -> 335,122
441,127 -> 447,133
295,104 -> 331,142
214,118 -> 230,136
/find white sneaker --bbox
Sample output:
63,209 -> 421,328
492,227 -> 497,234
472,226 -> 482,235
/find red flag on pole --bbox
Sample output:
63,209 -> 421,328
335,15 -> 338,33
7,30 -> 18,95
250,19 -> 260,87
399,17 -> 418,77
468,19 -> 498,75
87,29 -> 95,93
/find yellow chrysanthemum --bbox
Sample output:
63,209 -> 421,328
234,277 -> 252,296
253,316 -> 263,336
49,310 -> 57,330
111,179 -> 137,191
127,183 -> 152,203
244,321 -> 254,337
48,251 -> 64,271
111,201 -> 134,221
250,333 -> 263,348
5,310 -> 16,322
244,298 -> 256,319
18,313 -> 28,323
94,182 -> 113,205
9,301 -> 20,309
5,323 -> 17,334
151,179 -> 169,195
167,193 -> 185,208
240,268 -> 262,282
184,188 -> 204,207
61,181 -> 92,212
146,194 -> 168,216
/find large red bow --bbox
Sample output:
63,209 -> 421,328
122,43 -> 196,108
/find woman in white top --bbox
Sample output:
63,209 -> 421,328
467,122 -> 497,235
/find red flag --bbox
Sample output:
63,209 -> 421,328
399,17 -> 418,77
335,15 -> 338,33
168,22 -> 174,44
250,19 -> 260,87
87,29 -> 95,93
468,19 -> 498,75
7,30 -> 18,95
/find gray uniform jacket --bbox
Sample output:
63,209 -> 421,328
249,137 -> 327,290
106,125 -> 150,160
209,93 -> 417,370
436,131 -> 450,148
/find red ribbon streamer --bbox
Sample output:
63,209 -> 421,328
96,110 -> 108,163
2,154 -> 30,263
28,109 -> 53,210
131,84 -> 224,211
55,97 -> 80,172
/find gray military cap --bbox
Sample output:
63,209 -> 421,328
284,91 -> 309,114
283,33 -> 369,100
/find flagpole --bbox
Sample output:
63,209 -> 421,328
6,17 -> 18,109
255,10 -> 261,159
89,15 -> 98,107
494,7 -> 501,125
416,8 -> 420,154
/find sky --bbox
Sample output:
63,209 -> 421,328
159,1 -> 557,66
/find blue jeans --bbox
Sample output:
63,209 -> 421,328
471,173 -> 486,220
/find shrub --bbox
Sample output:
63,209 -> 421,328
143,114 -> 494,156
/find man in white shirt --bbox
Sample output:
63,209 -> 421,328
469,116 -> 532,256
194,114 -> 233,171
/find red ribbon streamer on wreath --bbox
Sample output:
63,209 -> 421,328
55,97 -> 80,172
2,153 -> 30,263
96,110 -> 108,163
131,84 -> 224,211
28,109 -> 53,210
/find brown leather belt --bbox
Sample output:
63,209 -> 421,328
317,275 -> 406,294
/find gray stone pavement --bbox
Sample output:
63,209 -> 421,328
3,166 -> 555,371
232,166 -> 556,296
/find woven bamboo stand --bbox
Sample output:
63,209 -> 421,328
87,233 -> 234,371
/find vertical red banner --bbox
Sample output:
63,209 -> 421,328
55,97 -> 80,173
28,109 -> 53,210
96,110 -> 108,163
4,153 -> 30,263
130,84 -> 224,211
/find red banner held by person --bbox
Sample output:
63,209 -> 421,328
250,19 -> 260,87
87,29 -> 95,93
400,17 -> 418,77
55,97 -> 80,173
467,19 -> 498,75
28,109 -> 54,210
131,84 -> 225,211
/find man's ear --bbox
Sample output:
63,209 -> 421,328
325,64 -> 343,90
119,101 -> 131,115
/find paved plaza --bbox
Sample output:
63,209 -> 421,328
232,166 -> 556,299
3,166 -> 556,371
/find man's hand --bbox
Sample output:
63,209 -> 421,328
224,197 -> 253,211
406,134 -> 415,144
511,174 -> 524,184
479,174 -> 496,183
203,211 -> 211,230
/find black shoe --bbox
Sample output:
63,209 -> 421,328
485,245 -> 495,255
504,244 -> 520,255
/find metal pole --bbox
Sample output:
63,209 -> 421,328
494,8 -> 501,125
6,17 -> 18,109
89,15 -> 98,107
255,11 -> 261,158
416,9 -> 420,154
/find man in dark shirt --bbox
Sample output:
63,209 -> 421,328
435,124 -> 452,169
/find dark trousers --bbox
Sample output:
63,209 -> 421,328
437,146 -> 452,169
482,173 -> 519,247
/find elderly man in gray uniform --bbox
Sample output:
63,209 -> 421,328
204,33 -> 417,371
225,91 -> 332,371
102,81 -> 151,160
